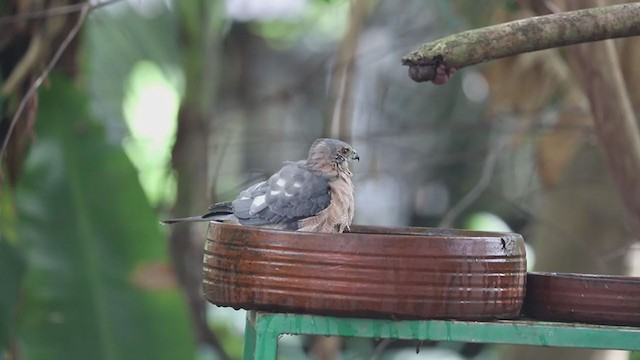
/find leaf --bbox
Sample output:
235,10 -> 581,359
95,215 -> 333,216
129,261 -> 178,291
16,74 -> 195,360
0,239 -> 26,357
0,176 -> 26,358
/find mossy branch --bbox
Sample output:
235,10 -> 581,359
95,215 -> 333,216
402,3 -> 640,82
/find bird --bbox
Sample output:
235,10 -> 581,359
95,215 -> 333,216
162,138 -> 359,233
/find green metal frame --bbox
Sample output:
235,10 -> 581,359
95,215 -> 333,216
242,311 -> 640,359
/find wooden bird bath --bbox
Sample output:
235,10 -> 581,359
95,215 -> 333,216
523,272 -> 640,327
203,223 -> 527,320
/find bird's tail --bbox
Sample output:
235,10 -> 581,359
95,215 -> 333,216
160,216 -> 211,224
161,201 -> 235,224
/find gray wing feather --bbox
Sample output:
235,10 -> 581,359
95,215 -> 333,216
231,161 -> 331,228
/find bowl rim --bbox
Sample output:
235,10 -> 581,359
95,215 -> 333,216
528,271 -> 640,283
208,222 -> 522,240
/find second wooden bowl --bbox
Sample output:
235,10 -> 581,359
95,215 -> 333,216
523,272 -> 640,326
203,223 -> 527,320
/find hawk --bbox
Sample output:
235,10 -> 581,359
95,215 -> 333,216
162,138 -> 359,233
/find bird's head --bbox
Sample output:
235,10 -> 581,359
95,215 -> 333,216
309,138 -> 359,165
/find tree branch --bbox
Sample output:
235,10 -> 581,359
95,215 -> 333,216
324,0 -> 368,140
0,0 -> 122,25
401,3 -> 640,82
568,36 -> 640,236
0,4 -> 90,160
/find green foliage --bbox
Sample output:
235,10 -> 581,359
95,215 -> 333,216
1,73 -> 24,357
122,61 -> 179,206
14,75 -> 195,360
248,0 -> 349,49
0,238 -> 26,358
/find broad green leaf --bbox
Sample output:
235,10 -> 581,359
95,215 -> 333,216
1,39 -> 26,360
16,75 -> 195,360
0,239 -> 26,358
1,175 -> 26,359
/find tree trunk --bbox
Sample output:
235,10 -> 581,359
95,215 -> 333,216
169,1 -> 228,359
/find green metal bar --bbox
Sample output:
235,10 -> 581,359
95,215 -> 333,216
251,311 -> 279,360
242,311 -> 258,360
250,312 -> 640,351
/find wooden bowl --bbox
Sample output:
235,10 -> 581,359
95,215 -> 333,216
203,223 -> 527,320
523,272 -> 640,326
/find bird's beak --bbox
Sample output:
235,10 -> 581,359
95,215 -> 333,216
352,151 -> 360,162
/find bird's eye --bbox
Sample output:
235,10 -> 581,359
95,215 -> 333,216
340,147 -> 349,155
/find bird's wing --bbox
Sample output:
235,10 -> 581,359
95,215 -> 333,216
231,161 -> 331,229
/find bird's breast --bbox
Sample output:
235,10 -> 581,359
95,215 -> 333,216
298,169 -> 354,233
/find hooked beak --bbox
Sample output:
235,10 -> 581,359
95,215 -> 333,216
351,151 -> 360,162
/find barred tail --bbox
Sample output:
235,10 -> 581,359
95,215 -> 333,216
160,216 -> 211,224
161,201 -> 234,224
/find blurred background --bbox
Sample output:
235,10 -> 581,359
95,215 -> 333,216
1,0 -> 639,359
